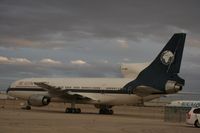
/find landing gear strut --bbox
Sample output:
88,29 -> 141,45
65,102 -> 81,114
95,105 -> 114,115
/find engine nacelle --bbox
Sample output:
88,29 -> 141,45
28,95 -> 51,106
165,80 -> 182,94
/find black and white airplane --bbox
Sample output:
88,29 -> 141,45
7,33 -> 186,114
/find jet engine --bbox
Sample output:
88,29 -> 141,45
165,80 -> 182,94
28,95 -> 51,106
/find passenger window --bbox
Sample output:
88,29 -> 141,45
193,108 -> 200,114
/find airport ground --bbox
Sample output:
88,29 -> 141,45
0,100 -> 199,133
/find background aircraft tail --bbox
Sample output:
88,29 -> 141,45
123,33 -> 186,95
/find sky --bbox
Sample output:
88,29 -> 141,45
0,0 -> 200,93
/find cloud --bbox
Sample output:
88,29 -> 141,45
101,60 -> 108,64
186,37 -> 200,48
117,39 -> 129,48
0,37 -> 34,48
0,0 -> 199,49
0,56 -> 32,64
123,58 -> 130,62
39,58 -> 62,65
10,58 -> 32,64
0,0 -> 200,93
0,56 -> 9,63
0,56 -> 63,66
70,60 -> 88,65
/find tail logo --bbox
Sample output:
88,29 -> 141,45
160,50 -> 175,65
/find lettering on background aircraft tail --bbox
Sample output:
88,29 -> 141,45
123,33 -> 186,95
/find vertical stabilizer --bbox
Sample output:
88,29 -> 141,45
123,33 -> 186,94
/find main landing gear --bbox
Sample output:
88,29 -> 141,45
65,102 -> 81,114
95,105 -> 114,115
99,108 -> 113,115
65,108 -> 81,113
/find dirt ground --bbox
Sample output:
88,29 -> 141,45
0,100 -> 199,133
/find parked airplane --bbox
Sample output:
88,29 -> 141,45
169,100 -> 200,108
120,63 -> 149,78
7,33 -> 186,114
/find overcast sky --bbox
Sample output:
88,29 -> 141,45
0,0 -> 200,93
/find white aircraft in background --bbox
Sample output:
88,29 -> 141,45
7,33 -> 186,114
120,63 -> 149,78
169,100 -> 200,108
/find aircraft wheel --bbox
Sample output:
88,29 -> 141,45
65,108 -> 81,113
109,109 -> 113,115
76,108 -> 81,113
26,106 -> 31,110
65,108 -> 72,113
21,105 -> 31,110
99,109 -> 104,114
99,109 -> 113,115
195,120 -> 200,128
71,108 -> 76,113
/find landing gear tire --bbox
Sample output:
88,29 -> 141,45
65,108 -> 81,113
26,106 -> 31,110
194,120 -> 200,128
99,108 -> 113,115
109,110 -> 113,115
21,105 -> 31,110
77,108 -> 81,113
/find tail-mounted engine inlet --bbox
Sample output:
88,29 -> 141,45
165,80 -> 183,94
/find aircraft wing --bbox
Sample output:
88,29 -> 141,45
34,82 -> 96,101
34,82 -> 61,92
